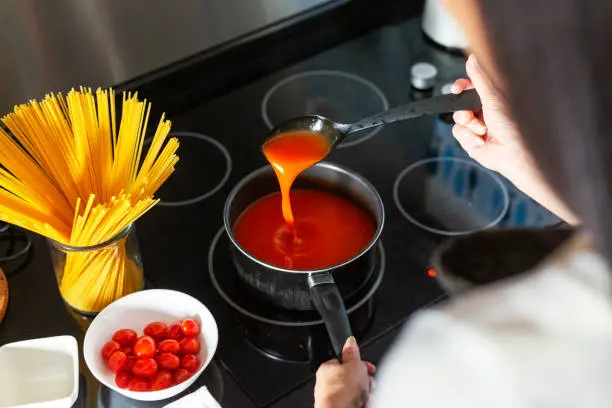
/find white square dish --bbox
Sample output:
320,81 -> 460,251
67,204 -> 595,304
0,335 -> 79,408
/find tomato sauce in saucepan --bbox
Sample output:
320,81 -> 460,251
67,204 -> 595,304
232,131 -> 375,270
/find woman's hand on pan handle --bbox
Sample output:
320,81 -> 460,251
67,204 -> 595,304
452,54 -> 578,225
314,337 -> 376,408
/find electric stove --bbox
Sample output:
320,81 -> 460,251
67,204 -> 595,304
128,16 -> 558,407
0,3 -> 560,407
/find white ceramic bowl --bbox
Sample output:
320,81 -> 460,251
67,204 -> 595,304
84,289 -> 218,401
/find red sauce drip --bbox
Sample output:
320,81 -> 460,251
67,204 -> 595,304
233,189 -> 375,270
261,131 -> 330,226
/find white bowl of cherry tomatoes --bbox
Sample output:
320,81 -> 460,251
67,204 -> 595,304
83,289 -> 218,401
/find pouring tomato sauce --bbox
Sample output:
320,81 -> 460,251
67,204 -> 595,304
233,131 -> 375,270
261,131 -> 330,225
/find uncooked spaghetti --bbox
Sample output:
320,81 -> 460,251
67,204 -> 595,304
0,88 -> 179,313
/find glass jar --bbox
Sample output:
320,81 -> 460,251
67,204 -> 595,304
48,224 -> 144,316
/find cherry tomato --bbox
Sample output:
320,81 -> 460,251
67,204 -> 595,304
121,347 -> 133,356
158,339 -> 181,354
124,356 -> 136,372
180,354 -> 200,373
131,358 -> 158,378
112,329 -> 138,348
168,322 -> 184,341
115,372 -> 132,389
151,369 -> 173,391
180,319 -> 200,337
156,352 -> 180,370
128,377 -> 151,392
144,322 -> 168,341
101,340 -> 121,360
133,336 -> 156,358
179,337 -> 200,355
108,351 -> 128,373
173,368 -> 191,385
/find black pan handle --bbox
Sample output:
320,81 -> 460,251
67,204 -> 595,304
345,88 -> 481,135
308,272 -> 352,361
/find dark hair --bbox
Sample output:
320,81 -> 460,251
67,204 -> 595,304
477,1 -> 612,261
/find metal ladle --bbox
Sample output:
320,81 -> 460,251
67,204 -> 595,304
265,88 -> 481,148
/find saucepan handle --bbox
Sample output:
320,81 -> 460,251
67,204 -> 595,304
308,272 -> 352,362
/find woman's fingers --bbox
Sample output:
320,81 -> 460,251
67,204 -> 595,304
451,75 -> 487,136
465,54 -> 504,111
364,361 -> 376,375
342,336 -> 360,363
451,78 -> 473,94
465,117 -> 487,135
466,55 -> 492,94
453,112 -> 487,135
452,124 -> 485,151
319,359 -> 340,370
452,110 -> 474,125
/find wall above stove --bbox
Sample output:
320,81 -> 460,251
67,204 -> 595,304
0,0 -> 335,114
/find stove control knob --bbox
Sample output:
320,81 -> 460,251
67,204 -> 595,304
411,62 -> 438,90
440,82 -> 454,95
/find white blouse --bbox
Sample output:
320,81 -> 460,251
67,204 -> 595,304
371,235 -> 612,408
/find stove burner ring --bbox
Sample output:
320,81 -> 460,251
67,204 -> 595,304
261,70 -> 389,149
208,226 -> 385,326
393,157 -> 510,236
0,226 -> 32,263
150,132 -> 232,207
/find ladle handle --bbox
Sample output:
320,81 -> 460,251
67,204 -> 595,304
308,272 -> 352,362
344,88 -> 482,135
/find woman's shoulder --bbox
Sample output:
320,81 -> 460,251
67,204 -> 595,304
371,233 -> 612,407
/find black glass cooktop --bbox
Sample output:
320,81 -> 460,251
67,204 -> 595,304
131,18 -> 558,408
0,8 -> 560,408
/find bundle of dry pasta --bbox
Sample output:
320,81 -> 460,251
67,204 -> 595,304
0,88 -> 179,313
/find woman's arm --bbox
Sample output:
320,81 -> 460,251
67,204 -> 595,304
451,55 -> 578,225
501,159 -> 579,225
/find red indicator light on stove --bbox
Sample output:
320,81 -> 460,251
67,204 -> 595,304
427,268 -> 436,277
